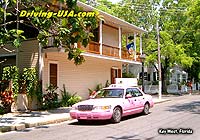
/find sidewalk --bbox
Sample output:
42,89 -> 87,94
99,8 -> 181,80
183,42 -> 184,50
0,107 -> 71,133
0,96 -> 173,133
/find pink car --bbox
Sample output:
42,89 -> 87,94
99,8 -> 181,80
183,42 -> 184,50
70,85 -> 154,123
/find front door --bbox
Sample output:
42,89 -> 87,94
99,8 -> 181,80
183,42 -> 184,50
111,68 -> 121,84
132,88 -> 145,112
123,88 -> 139,116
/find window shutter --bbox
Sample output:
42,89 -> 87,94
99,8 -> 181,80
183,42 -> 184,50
118,69 -> 122,78
50,63 -> 57,87
111,68 -> 115,84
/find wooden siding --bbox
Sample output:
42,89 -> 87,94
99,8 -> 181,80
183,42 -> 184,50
0,40 -> 39,72
18,40 -> 39,71
102,24 -> 119,47
43,52 -> 122,99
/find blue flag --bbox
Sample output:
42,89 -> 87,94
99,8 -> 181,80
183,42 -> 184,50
126,42 -> 135,55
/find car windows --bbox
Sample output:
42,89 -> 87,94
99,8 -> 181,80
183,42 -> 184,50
126,89 -> 133,97
103,89 -> 124,98
133,89 -> 143,97
126,88 -> 143,97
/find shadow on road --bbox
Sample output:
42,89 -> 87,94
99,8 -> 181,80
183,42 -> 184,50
166,101 -> 200,114
107,135 -> 154,140
68,113 -> 151,126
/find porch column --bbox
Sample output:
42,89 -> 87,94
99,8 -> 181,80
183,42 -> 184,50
99,20 -> 103,55
119,26 -> 122,59
38,43 -> 43,82
126,33 -> 129,46
140,33 -> 143,55
134,32 -> 137,61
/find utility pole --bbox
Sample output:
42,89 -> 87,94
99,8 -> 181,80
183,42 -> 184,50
156,19 -> 162,100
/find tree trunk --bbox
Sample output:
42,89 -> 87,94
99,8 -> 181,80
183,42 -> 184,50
161,58 -> 170,93
162,70 -> 168,93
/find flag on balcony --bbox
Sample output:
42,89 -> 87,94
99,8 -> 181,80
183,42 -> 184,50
126,42 -> 135,55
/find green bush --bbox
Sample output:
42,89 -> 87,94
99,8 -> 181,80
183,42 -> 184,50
2,66 -> 19,98
88,80 -> 110,96
67,95 -> 81,106
22,68 -> 37,98
42,85 -> 59,110
60,85 -> 71,107
60,84 -> 81,107
122,72 -> 135,78
0,104 -> 5,115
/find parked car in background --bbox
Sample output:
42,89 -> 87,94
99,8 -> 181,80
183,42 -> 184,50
70,84 -> 154,123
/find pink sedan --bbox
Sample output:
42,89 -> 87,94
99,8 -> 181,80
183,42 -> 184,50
70,85 -> 154,123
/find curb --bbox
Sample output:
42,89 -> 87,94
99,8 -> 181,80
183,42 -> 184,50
154,99 -> 171,104
0,116 -> 72,133
153,99 -> 171,104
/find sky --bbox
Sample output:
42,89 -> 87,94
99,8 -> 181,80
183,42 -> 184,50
108,0 -> 121,4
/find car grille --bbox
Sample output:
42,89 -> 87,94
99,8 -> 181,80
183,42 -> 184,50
78,105 -> 93,111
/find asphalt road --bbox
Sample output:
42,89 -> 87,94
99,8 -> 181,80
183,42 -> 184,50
1,94 -> 200,140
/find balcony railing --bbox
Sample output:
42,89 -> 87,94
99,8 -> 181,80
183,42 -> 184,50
78,41 -> 100,54
78,42 -> 141,62
121,48 -> 141,62
102,44 -> 119,58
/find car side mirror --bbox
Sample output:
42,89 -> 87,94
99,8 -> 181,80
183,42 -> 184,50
125,94 -> 132,99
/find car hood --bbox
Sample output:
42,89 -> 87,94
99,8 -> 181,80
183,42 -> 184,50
75,98 -> 123,106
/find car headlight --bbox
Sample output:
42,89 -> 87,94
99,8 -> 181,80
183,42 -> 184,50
93,105 -> 111,110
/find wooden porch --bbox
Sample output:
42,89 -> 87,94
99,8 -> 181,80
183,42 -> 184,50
78,42 -> 141,62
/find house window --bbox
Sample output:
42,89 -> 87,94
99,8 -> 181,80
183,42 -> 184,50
49,63 -> 57,87
111,68 -> 121,84
182,74 -> 186,82
139,72 -> 147,80
144,72 -> 147,80
147,74 -> 151,81
153,72 -> 159,81
177,74 -> 181,83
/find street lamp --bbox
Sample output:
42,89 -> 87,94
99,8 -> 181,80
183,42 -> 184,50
140,54 -> 146,91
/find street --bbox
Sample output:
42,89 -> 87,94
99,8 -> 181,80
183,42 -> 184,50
0,94 -> 200,140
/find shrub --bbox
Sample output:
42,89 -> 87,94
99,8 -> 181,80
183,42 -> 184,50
42,85 -> 59,110
60,85 -> 71,107
21,68 -> 37,98
88,80 -> 110,96
122,72 -> 135,78
60,84 -> 81,107
0,105 -> 4,115
68,95 -> 81,106
0,90 -> 14,114
2,66 -> 19,98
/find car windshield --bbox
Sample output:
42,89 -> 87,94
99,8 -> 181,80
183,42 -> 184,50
95,89 -> 124,98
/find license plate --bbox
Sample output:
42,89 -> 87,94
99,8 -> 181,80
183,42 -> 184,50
80,116 -> 87,119
80,113 -> 87,116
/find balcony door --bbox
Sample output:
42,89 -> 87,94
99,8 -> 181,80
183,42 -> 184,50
111,67 -> 121,84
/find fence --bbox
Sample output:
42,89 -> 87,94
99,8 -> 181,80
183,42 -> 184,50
144,83 -> 199,94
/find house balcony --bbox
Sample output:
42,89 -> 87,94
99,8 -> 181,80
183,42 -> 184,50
78,41 -> 141,63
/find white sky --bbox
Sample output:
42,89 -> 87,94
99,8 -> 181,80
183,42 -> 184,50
108,0 -> 121,4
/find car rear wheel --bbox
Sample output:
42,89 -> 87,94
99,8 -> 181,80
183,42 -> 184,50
143,103 -> 150,115
111,107 -> 122,123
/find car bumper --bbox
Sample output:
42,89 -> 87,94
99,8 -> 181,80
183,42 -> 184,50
70,110 -> 113,120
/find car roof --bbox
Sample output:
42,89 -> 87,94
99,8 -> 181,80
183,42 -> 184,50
103,84 -> 140,90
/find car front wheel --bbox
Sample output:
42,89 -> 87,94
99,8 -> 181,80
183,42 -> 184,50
111,107 -> 122,123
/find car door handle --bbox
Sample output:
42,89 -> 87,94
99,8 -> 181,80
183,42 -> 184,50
143,98 -> 145,99
134,99 -> 137,101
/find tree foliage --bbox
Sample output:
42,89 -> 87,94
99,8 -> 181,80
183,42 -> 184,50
0,0 -> 100,65
184,0 -> 200,81
90,0 -> 200,90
